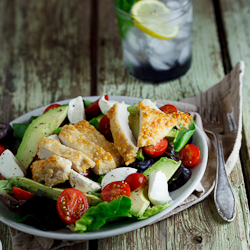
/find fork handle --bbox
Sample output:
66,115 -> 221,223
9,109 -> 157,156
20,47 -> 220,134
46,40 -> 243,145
214,133 -> 236,222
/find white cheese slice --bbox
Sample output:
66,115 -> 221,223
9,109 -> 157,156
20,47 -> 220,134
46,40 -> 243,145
142,99 -> 161,112
69,169 -> 101,193
148,170 -> 171,205
101,167 -> 137,189
0,150 -> 26,178
68,96 -> 85,124
98,95 -> 118,115
47,134 -> 61,143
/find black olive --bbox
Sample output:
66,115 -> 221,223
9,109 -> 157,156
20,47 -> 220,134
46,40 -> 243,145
0,122 -> 13,145
168,165 -> 192,192
127,159 -> 156,173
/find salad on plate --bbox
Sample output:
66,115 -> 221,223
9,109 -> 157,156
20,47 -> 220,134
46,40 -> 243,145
0,95 -> 201,233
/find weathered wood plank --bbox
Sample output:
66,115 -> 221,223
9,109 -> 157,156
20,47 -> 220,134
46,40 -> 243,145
219,0 -> 250,206
0,0 -> 91,249
0,0 -> 91,121
97,0 -> 250,249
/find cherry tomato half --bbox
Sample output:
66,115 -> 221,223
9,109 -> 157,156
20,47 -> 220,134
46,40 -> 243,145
125,173 -> 147,191
101,181 -> 130,202
0,144 -> 8,156
56,188 -> 88,224
13,187 -> 36,200
98,115 -> 113,142
179,144 -> 200,167
43,104 -> 62,114
85,95 -> 109,116
143,138 -> 168,158
160,104 -> 177,114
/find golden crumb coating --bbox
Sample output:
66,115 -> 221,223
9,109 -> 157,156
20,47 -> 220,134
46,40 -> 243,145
31,155 -> 71,187
74,120 -> 124,167
108,103 -> 139,166
59,124 -> 117,175
37,137 -> 95,173
138,102 -> 193,147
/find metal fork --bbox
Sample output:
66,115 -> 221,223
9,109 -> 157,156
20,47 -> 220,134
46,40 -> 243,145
199,92 -> 236,222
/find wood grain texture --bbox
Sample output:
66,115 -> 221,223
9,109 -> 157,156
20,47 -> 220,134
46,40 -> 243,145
219,0 -> 250,205
0,0 -> 91,122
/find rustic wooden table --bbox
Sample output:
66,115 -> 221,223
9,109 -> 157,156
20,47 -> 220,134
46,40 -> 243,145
0,0 -> 250,249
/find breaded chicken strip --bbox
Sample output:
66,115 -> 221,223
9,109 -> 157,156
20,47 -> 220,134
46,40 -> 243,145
138,102 -> 193,147
31,155 -> 71,187
74,120 -> 124,167
107,103 -> 139,166
37,137 -> 95,173
59,125 -> 116,175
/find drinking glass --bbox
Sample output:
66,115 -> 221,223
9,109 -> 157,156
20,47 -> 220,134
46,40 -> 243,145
113,0 -> 193,83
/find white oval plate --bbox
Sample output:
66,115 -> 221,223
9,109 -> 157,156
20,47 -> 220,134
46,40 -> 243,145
1,96 -> 208,240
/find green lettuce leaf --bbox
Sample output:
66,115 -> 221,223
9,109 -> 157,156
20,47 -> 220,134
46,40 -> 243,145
138,202 -> 170,220
73,196 -> 132,232
173,119 -> 195,152
0,180 -> 12,193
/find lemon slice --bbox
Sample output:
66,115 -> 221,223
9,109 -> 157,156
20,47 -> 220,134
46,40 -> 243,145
131,0 -> 179,40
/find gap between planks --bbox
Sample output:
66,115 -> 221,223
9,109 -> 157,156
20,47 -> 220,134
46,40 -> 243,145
212,0 -> 232,74
90,0 -> 98,95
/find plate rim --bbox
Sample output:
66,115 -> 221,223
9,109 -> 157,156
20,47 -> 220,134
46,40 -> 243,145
3,95 -> 208,240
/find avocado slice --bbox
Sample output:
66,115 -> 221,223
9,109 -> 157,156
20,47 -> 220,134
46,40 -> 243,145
165,128 -> 178,142
8,177 -> 102,205
15,105 -> 68,169
143,157 -> 181,181
129,184 -> 150,217
85,193 -> 102,206
8,177 -> 63,200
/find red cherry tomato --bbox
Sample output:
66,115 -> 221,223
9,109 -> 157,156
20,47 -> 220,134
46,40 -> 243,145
82,169 -> 90,177
98,115 -> 113,142
160,104 -> 177,114
125,173 -> 147,191
143,138 -> 168,158
43,104 -> 62,114
13,187 -> 36,200
0,144 -> 8,156
56,188 -> 88,224
101,181 -> 130,202
179,144 -> 200,167
85,95 -> 109,116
